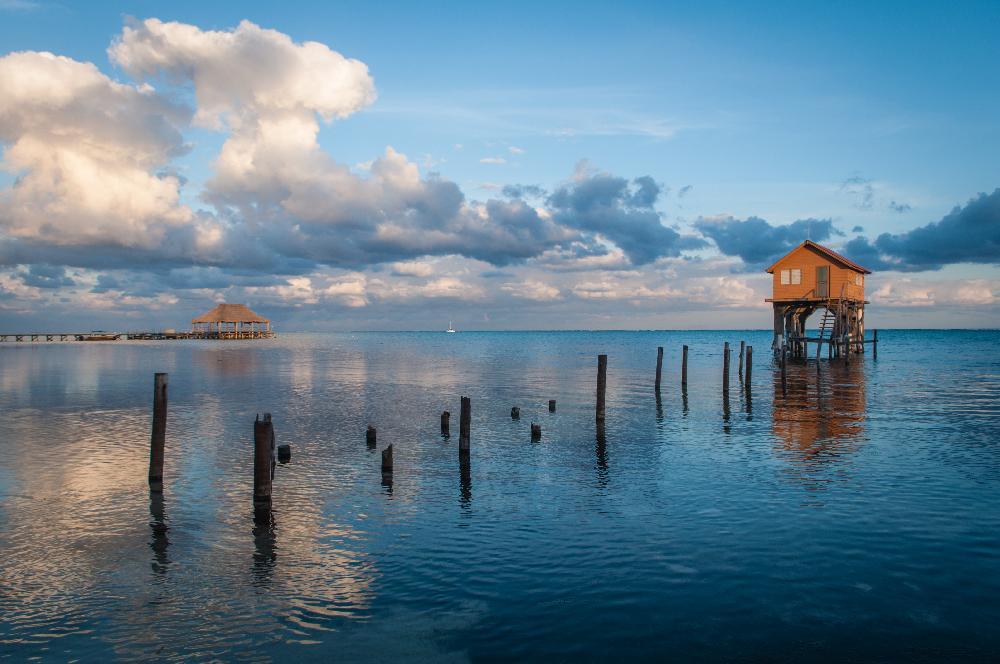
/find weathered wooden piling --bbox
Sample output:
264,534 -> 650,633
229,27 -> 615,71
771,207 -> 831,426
745,346 -> 753,395
596,354 -> 607,422
381,444 -> 393,473
531,423 -> 541,440
277,444 -> 291,462
253,414 -> 275,511
366,425 -> 377,447
681,345 -> 689,388
780,343 -> 787,396
738,341 -> 745,379
873,329 -> 878,360
459,396 -> 471,451
511,406 -> 520,419
723,342 -> 730,392
148,372 -> 168,491
548,399 -> 556,412
655,346 -> 663,391
441,411 -> 450,436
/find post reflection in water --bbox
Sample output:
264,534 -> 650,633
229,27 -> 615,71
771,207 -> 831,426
149,492 -> 169,577
681,387 -> 689,417
252,509 -> 277,588
655,389 -> 664,427
772,359 -> 867,489
459,451 -> 472,507
595,422 -> 608,487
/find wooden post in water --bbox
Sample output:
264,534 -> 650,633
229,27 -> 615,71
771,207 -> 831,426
511,406 -> 520,419
738,341 -> 745,380
745,346 -> 753,396
723,342 -> 730,392
253,414 -> 274,511
366,425 -> 377,447
681,345 -> 689,388
531,423 -> 542,440
873,329 -> 878,360
780,343 -> 787,396
549,399 -> 557,412
459,396 -> 471,451
655,346 -> 663,392
596,354 -> 607,422
381,444 -> 393,473
148,373 -> 168,492
440,411 -> 450,436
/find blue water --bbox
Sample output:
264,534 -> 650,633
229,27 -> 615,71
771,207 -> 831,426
1,330 -> 999,661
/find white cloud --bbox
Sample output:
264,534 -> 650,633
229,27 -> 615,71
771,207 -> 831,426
479,156 -> 506,165
508,146 -> 524,154
500,279 -> 560,301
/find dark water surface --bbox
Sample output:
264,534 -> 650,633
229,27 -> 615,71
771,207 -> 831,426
1,330 -> 999,661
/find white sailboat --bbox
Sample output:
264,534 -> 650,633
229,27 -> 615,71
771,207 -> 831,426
446,321 -> 456,333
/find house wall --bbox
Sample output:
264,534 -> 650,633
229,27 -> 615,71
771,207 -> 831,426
770,245 -> 865,301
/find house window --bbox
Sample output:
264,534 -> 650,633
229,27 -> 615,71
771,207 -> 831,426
780,269 -> 790,285
855,274 -> 863,286
790,269 -> 801,284
780,269 -> 802,285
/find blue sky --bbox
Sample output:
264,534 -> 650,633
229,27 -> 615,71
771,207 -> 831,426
0,0 -> 998,330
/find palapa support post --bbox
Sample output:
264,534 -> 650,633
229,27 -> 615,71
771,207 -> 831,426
148,373 -> 168,492
440,411 -> 450,436
596,354 -> 608,422
681,345 -> 689,388
253,414 -> 275,511
738,341 -> 745,380
549,399 -> 557,412
459,396 -> 471,451
745,346 -> 753,396
655,346 -> 663,392
366,425 -> 377,447
723,342 -> 730,392
873,329 -> 878,360
531,423 -> 541,440
511,406 -> 520,419
381,444 -> 393,474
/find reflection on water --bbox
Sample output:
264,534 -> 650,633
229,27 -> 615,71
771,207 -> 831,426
2,331 -> 1000,660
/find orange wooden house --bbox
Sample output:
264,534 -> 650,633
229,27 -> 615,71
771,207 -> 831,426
765,240 -> 871,358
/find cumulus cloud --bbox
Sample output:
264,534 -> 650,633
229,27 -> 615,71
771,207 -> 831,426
694,216 -> 841,268
841,175 -> 874,210
480,156 -> 506,164
845,189 -> 1000,271
889,200 -> 912,214
547,166 -> 704,265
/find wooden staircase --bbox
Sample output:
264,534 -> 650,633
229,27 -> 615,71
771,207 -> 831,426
816,283 -> 846,359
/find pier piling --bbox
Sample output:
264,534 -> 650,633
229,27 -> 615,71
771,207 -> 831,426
655,346 -> 663,391
366,425 -> 377,447
381,444 -> 393,474
148,373 -> 168,492
682,345 -> 689,388
873,329 -> 878,360
780,343 -> 787,396
459,396 -> 471,451
511,406 -> 520,419
531,423 -> 542,440
723,342 -> 730,392
277,444 -> 291,462
738,341 -> 745,380
441,411 -> 450,436
745,346 -> 753,396
596,354 -> 608,422
253,414 -> 275,511
549,399 -> 556,412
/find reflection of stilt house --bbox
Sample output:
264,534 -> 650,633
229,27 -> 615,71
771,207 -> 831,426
191,303 -> 274,339
766,241 -> 870,358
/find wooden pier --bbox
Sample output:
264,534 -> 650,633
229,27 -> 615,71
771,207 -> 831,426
0,330 -> 275,342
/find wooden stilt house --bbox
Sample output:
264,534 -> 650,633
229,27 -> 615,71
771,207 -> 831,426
765,240 -> 871,358
191,303 -> 273,339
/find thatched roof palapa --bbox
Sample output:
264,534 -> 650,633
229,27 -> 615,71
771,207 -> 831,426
192,303 -> 269,324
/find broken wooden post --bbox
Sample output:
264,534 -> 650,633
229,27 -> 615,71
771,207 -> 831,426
511,406 -> 520,419
148,372 -> 168,492
655,346 -> 663,392
738,341 -> 745,380
366,425 -> 377,447
277,444 -> 291,462
745,346 -> 753,395
381,444 -> 393,474
531,423 -> 541,440
549,399 -> 556,412
723,342 -> 730,392
681,345 -> 689,388
253,414 -> 274,511
780,343 -> 787,396
873,329 -> 878,360
459,396 -> 471,451
440,411 -> 450,436
596,354 -> 607,422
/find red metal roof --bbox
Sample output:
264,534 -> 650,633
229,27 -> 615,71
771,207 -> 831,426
765,240 -> 872,274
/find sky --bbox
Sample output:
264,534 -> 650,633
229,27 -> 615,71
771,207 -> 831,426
0,0 -> 998,331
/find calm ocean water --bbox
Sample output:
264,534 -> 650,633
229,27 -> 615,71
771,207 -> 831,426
1,330 -> 999,661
